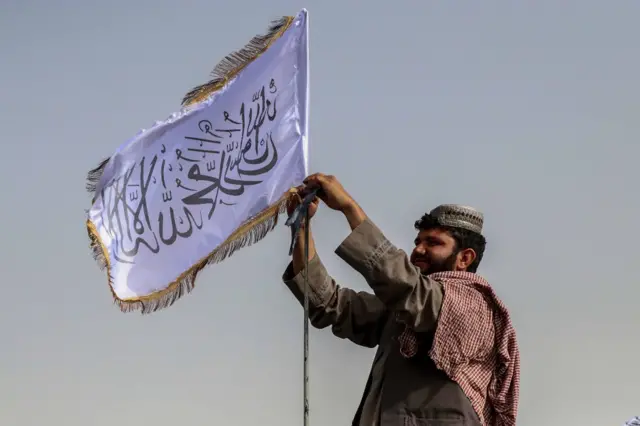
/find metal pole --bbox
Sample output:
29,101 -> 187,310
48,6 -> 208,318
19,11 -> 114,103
285,188 -> 317,426
303,208 -> 310,426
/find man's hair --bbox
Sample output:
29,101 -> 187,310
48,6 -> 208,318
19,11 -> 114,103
414,213 -> 487,273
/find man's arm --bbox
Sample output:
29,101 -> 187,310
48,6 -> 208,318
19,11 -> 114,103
282,224 -> 388,348
335,204 -> 444,333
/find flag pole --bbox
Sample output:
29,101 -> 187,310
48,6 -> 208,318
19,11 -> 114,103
285,188 -> 317,426
303,207 -> 310,426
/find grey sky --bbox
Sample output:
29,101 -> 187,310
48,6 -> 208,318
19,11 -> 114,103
1,1 -> 638,425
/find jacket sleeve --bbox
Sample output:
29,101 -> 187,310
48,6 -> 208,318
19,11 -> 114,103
334,218 -> 444,333
282,254 -> 388,348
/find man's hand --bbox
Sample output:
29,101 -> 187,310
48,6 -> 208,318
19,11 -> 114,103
303,173 -> 357,212
287,185 -> 320,226
303,173 -> 367,230
287,185 -> 319,273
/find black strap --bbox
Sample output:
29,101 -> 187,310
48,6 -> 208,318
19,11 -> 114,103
285,187 -> 319,256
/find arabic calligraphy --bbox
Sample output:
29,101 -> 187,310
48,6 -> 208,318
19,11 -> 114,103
98,79 -> 280,264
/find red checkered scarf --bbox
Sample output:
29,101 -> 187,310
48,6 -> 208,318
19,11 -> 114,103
397,271 -> 520,426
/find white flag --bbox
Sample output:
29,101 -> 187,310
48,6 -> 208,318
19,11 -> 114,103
86,9 -> 309,313
624,417 -> 640,426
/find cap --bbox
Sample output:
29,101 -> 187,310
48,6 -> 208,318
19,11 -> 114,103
428,204 -> 484,235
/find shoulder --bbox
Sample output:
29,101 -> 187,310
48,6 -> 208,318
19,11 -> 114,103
431,272 -> 500,308
431,272 -> 499,356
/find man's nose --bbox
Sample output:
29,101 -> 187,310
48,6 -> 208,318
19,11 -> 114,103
414,244 -> 426,255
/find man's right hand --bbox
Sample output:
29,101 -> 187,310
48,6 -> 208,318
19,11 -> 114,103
287,185 -> 320,226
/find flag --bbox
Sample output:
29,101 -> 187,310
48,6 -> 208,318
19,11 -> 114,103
85,9 -> 309,314
625,417 -> 640,426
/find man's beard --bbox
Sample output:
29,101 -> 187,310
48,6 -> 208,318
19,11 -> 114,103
415,252 -> 458,275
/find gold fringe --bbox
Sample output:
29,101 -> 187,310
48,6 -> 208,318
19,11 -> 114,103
87,189 -> 298,314
85,14 -> 299,314
85,157 -> 110,198
181,15 -> 294,107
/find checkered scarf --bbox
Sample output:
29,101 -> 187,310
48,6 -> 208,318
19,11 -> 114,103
397,271 -> 520,426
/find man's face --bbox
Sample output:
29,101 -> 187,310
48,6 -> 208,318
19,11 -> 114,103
410,228 -> 459,274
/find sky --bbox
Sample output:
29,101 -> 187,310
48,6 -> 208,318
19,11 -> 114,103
1,1 -> 639,425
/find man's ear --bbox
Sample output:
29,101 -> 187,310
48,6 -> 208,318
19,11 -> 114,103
456,248 -> 477,271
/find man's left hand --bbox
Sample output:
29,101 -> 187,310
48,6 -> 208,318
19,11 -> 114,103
303,173 -> 367,231
303,173 -> 357,213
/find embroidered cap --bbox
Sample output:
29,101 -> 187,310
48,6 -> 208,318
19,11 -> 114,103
428,204 -> 484,235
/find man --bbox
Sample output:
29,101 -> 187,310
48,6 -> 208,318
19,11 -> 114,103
282,173 -> 520,426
